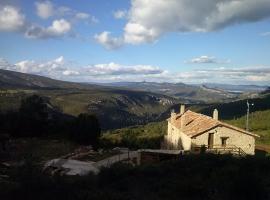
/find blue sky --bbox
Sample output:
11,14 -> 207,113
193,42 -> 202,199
0,0 -> 270,84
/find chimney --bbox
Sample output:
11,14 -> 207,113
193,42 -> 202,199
180,105 -> 185,130
180,114 -> 185,130
213,109 -> 219,120
180,104 -> 185,115
171,109 -> 176,120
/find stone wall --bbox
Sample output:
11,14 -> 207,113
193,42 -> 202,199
192,126 -> 255,155
166,121 -> 191,150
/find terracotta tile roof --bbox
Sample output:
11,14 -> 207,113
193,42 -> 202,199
169,110 -> 259,138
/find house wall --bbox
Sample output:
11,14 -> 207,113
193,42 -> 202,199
166,121 -> 191,150
192,126 -> 255,155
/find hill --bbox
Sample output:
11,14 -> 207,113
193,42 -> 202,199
101,121 -> 167,149
1,69 -> 268,130
201,83 -> 267,93
100,81 -> 262,103
103,93 -> 270,148
225,110 -> 270,145
0,69 -> 179,129
199,93 -> 270,119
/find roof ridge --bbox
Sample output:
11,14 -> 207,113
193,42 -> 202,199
186,110 -> 216,121
169,109 -> 259,138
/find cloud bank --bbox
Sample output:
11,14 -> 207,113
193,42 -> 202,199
96,0 -> 270,48
0,57 -> 270,85
123,0 -> 270,44
0,57 -> 166,82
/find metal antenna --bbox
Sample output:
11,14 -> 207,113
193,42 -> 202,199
246,100 -> 254,131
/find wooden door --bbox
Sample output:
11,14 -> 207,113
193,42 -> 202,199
208,133 -> 214,148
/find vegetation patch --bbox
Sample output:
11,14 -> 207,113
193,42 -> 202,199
1,155 -> 270,200
225,110 -> 270,145
101,121 -> 167,149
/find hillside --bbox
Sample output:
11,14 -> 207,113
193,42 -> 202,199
225,110 -> 270,145
2,154 -> 270,200
199,93 -> 270,119
0,69 -> 179,129
103,93 -> 270,148
202,83 -> 267,93
0,69 -> 268,130
101,121 -> 167,149
0,69 -> 104,90
100,81 -> 258,103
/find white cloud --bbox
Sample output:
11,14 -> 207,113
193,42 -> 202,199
75,12 -> 98,23
63,70 -> 80,76
0,1 -> 93,40
85,62 -> 164,76
75,12 -> 90,19
35,1 -> 54,19
260,32 -> 270,36
35,0 -> 96,23
0,57 -> 165,82
173,67 -> 270,84
13,56 -> 67,76
94,32 -> 123,50
189,56 -> 217,64
57,6 -> 72,16
113,10 -> 127,19
186,56 -> 230,64
0,58 -> 14,70
124,22 -> 159,44
123,0 -> 270,44
47,19 -> 71,35
0,5 -> 25,31
1,57 -> 270,84
25,19 -> 71,39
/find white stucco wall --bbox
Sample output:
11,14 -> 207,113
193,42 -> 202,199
192,126 -> 255,155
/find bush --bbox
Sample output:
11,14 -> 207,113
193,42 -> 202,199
12,95 -> 49,137
2,155 -> 270,200
70,113 -> 101,148
101,121 -> 166,149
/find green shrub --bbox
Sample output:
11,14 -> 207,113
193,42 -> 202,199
70,113 -> 101,148
101,121 -> 167,149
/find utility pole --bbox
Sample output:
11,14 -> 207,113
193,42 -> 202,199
246,100 -> 254,131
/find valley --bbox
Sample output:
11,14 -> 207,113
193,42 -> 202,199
1,69 -> 266,130
1,70 -> 270,200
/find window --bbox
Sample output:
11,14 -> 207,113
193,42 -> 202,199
221,137 -> 229,147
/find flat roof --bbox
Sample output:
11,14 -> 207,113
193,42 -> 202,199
138,149 -> 184,155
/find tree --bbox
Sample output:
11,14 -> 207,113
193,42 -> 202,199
14,95 -> 49,137
71,113 -> 101,149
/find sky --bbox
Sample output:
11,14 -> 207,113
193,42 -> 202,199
0,0 -> 270,85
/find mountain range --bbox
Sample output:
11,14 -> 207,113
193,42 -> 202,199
0,69 -> 268,129
100,81 -> 266,103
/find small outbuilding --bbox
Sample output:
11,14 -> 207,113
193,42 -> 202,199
164,105 -> 259,155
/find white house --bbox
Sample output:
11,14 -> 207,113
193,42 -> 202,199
164,105 -> 259,155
